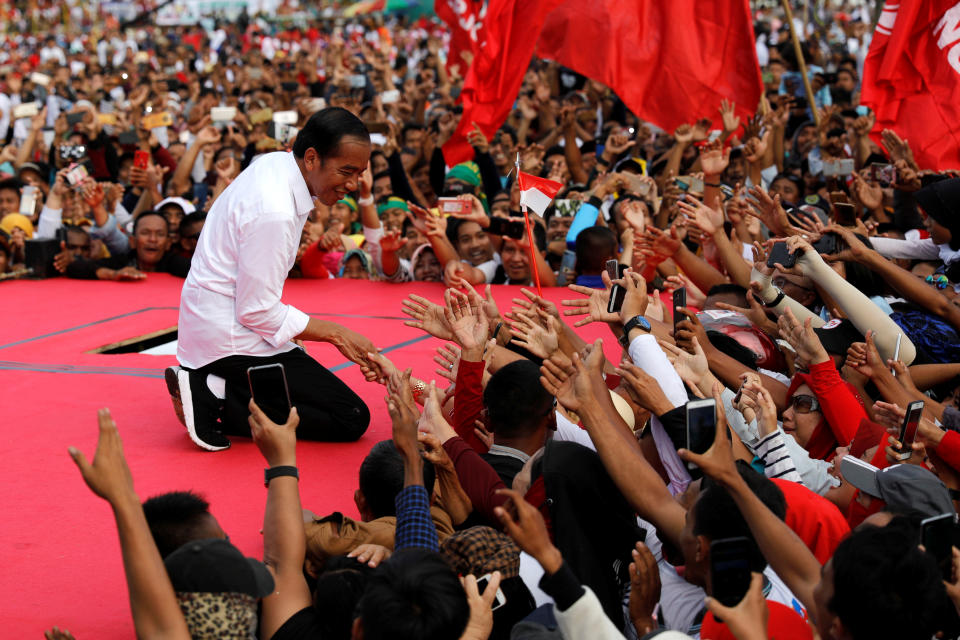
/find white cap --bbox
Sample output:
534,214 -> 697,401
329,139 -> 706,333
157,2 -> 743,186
156,197 -> 196,214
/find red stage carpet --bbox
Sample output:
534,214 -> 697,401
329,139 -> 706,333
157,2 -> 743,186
0,275 -> 619,637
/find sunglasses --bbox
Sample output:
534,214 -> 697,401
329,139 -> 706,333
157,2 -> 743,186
790,394 -> 820,414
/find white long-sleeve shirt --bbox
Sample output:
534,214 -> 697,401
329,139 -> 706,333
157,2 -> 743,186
177,152 -> 313,369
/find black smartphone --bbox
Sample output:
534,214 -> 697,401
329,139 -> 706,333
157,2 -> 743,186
66,111 -> 85,127
710,537 -> 753,610
117,128 -> 139,145
766,241 -> 797,269
247,363 -> 292,425
812,232 -> 840,255
281,81 -> 299,92
607,284 -> 626,314
487,216 -> 525,240
894,400 -> 925,460
921,512 -> 957,580
833,202 -> 857,226
685,398 -> 716,468
673,287 -> 687,333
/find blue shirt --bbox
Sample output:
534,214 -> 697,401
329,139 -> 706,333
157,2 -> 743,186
393,485 -> 438,552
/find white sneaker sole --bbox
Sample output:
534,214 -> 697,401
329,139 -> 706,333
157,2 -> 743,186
178,369 -> 229,452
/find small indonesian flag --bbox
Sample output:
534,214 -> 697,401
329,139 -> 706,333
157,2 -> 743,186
518,171 -> 563,216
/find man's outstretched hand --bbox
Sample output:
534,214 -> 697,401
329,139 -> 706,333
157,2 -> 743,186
328,326 -> 382,382
69,408 -> 135,505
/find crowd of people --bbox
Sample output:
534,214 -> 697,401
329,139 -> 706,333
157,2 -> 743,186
9,1 -> 960,639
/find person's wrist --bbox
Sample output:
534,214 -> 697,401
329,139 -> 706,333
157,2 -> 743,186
536,545 -> 564,575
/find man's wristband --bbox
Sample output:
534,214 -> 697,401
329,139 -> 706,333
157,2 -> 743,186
264,465 -> 299,487
761,288 -> 785,308
358,195 -> 374,206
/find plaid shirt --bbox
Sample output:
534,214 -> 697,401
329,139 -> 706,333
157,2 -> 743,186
394,485 -> 439,552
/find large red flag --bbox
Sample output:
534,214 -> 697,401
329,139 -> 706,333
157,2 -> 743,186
536,0 -> 761,135
442,0 -> 563,166
434,0 -> 489,75
861,1 -> 960,170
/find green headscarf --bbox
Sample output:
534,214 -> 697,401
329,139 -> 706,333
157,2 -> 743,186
377,196 -> 409,216
445,161 -> 482,187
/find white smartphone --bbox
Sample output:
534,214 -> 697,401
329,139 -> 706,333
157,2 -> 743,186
19,185 -> 38,216
272,110 -> 298,125
476,573 -> 506,611
210,106 -> 237,122
839,455 -> 880,496
382,89 -> 400,104
29,72 -> 51,87
894,400 -> 924,461
12,102 -> 39,119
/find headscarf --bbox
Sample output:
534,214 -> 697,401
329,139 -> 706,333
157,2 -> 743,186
786,370 -> 861,461
337,196 -> 358,212
445,161 -> 482,187
916,177 -> 960,250
771,478 -> 850,564
376,196 -> 409,216
338,248 -> 376,278
0,213 -> 34,239
410,243 -> 438,281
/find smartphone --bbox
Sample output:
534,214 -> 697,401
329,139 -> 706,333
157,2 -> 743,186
921,512 -> 957,580
19,185 -> 38,216
869,162 -> 897,188
249,108 -> 274,125
281,81 -> 299,92
891,333 -> 902,377
118,128 -> 139,145
60,145 -> 87,162
766,241 -> 798,269
165,79 -> 182,92
12,102 -> 39,119
438,197 -> 465,215
675,176 -> 691,191
894,400 -> 924,460
487,216 -> 525,240
65,163 -> 88,187
685,398 -> 716,468
822,161 -> 839,178
210,106 -> 237,122
607,284 -> 626,314
839,455 -> 880,495
267,122 -> 299,146
142,111 -> 173,129
304,97 -> 326,113
363,120 -> 390,134
476,573 -> 506,611
133,51 -> 150,64
605,258 -> 619,282
381,89 -> 400,104
838,159 -> 855,176
733,380 -> 746,406
133,150 -> 150,170
247,363 -> 292,425
272,110 -> 298,125
833,202 -> 857,226
673,287 -> 687,333
248,67 -> 263,80
349,74 -> 366,88
29,71 -> 51,87
710,537 -> 753,610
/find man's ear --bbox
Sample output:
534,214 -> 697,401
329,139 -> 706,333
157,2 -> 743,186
696,534 -> 710,564
351,617 -> 363,640
303,555 -> 322,579
354,489 -> 370,521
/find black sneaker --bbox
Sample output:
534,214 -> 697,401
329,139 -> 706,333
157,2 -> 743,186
164,366 -> 186,427
177,368 -> 231,451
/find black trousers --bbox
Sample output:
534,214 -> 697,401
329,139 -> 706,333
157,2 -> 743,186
194,347 -> 370,442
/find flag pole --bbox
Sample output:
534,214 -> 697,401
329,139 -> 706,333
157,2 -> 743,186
780,0 -> 820,127
516,153 -> 543,296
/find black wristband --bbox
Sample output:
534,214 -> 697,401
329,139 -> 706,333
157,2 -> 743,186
704,181 -> 722,187
264,465 -> 299,487
762,289 -> 785,308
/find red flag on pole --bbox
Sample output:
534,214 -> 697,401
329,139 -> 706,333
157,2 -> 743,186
518,170 -> 563,216
536,0 -> 762,134
861,1 -> 960,170
434,0 -> 488,75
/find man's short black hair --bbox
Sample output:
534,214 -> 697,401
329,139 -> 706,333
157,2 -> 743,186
693,461 -> 786,573
142,491 -> 213,558
358,440 -> 436,519
483,360 -> 554,438
0,178 -> 22,195
575,226 -> 618,276
133,210 -> 170,233
312,557 -> 374,638
706,283 -> 749,307
358,549 -> 469,640
292,106 -> 369,159
180,211 -> 206,229
706,330 -> 758,370
830,517 -> 944,639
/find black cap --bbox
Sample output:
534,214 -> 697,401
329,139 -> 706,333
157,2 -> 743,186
163,538 -> 274,598
813,318 -> 864,356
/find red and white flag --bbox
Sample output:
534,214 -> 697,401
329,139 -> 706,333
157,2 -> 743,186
518,171 -> 563,216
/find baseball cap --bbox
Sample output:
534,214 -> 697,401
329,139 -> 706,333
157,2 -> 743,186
813,318 -> 863,357
841,459 -> 954,519
156,196 -> 197,215
163,538 -> 274,598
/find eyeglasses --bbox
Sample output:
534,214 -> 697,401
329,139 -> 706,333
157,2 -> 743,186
790,394 -> 820,414
926,274 -> 949,290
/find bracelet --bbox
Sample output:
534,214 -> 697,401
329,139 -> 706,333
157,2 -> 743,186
704,182 -> 722,187
358,195 -> 374,206
412,379 -> 426,400
264,465 -> 299,487
762,288 -> 785,308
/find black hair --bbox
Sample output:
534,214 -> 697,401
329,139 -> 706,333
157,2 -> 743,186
706,330 -> 758,370
358,440 -> 436,519
142,491 -> 214,558
445,215 -> 466,248
706,284 -> 749,307
180,211 -> 207,229
771,172 -> 805,202
574,226 -> 618,276
133,210 -> 170,233
829,517 -> 944,639
401,122 -> 425,139
543,145 -> 564,160
63,224 -> 89,239
358,549 -> 469,640
0,178 -> 23,194
693,461 -> 786,573
373,170 -> 391,182
313,557 -> 374,638
292,106 -> 369,159
496,123 -> 518,145
483,360 -> 554,438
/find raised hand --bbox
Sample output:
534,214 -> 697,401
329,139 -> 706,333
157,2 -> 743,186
417,381 -> 457,442
777,307 -> 830,367
615,360 -> 673,414
629,542 -> 662,637
677,382 -> 740,486
678,198 -> 723,237
745,186 -> 791,236
540,353 -> 579,412
511,309 -> 560,359
68,409 -> 135,504
459,572 -> 502,640
433,343 -> 462,383
734,380 -> 778,437
719,99 -> 741,136
514,287 -> 560,319
704,572 -> 770,640
248,399 -> 299,467
851,172 -> 883,211
659,337 -> 711,397
346,543 -> 392,568
443,288 -> 490,351
494,488 -> 563,573
562,274 -> 619,327
402,294 -> 456,341
700,139 -> 731,176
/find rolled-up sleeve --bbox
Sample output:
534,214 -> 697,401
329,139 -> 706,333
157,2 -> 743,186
235,213 -> 310,347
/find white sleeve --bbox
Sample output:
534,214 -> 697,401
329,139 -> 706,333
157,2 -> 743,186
235,213 -> 310,347
554,411 -> 596,451
869,236 -> 941,260
475,258 -> 499,283
362,224 -> 384,273
553,587 -> 627,640
35,206 -> 63,239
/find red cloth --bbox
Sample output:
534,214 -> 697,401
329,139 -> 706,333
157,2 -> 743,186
701,600 -> 812,640
790,362 -> 866,460
935,429 -> 960,474
434,0 -> 488,74
861,1 -> 960,171
537,0 -> 761,137
453,358 -> 489,453
298,242 -> 331,279
772,478 -> 850,565
442,0 -> 564,165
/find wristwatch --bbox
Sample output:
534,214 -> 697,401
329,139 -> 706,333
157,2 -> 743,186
619,315 -> 652,347
761,287 -> 786,308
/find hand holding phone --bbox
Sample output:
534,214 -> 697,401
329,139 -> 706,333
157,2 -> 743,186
893,400 -> 924,460
247,364 -> 292,425
766,241 -> 798,269
685,398 -> 717,469
673,287 -> 687,333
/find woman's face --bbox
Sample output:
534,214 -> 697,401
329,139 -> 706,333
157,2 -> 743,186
413,249 -> 442,281
782,383 -> 821,448
342,255 -> 370,280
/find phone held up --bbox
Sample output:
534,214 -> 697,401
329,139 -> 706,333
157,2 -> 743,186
247,363 -> 292,425
685,398 -> 716,469
893,399 -> 924,461
673,287 -> 687,333
710,537 -> 754,614
606,259 -> 626,314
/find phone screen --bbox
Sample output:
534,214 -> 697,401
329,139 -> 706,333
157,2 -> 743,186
686,399 -> 716,461
247,364 -> 292,425
605,258 -> 619,282
898,400 -> 924,451
673,288 -> 687,332
833,203 -> 857,226
921,513 -> 957,580
766,241 -> 797,269
607,285 -> 626,314
710,537 -> 753,609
